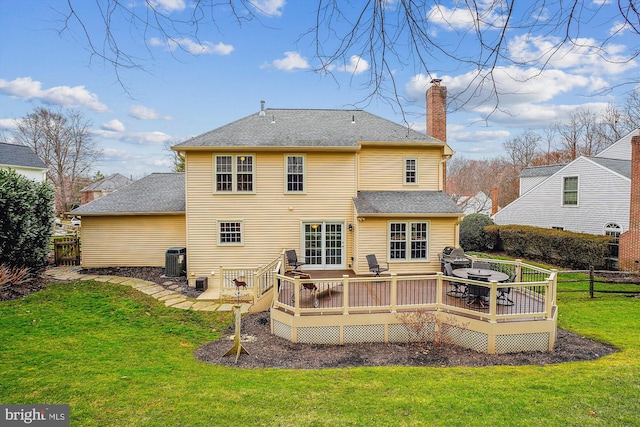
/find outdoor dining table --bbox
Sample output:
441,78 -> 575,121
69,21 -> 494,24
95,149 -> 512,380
452,268 -> 509,282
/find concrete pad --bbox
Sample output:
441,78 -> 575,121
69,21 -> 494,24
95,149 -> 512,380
93,276 -> 116,282
191,301 -> 219,311
197,288 -> 220,300
217,303 -> 234,312
171,301 -> 194,310
105,277 -> 131,284
164,297 -> 187,306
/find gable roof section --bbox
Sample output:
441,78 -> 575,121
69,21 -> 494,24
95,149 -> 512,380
588,157 -> 631,179
80,173 -> 134,192
0,142 -> 46,169
174,109 -> 441,149
353,191 -> 463,217
519,164 -> 566,178
71,173 -> 184,215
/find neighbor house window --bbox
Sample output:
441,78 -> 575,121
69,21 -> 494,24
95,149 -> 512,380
563,176 -> 578,206
604,223 -> 622,242
389,221 -> 429,260
218,221 -> 243,245
404,158 -> 417,184
215,155 -> 254,192
286,155 -> 305,192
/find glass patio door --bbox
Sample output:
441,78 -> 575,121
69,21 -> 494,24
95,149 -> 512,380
303,222 -> 344,269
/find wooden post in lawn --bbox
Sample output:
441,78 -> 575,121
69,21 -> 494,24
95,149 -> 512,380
589,266 -> 595,298
223,304 -> 249,363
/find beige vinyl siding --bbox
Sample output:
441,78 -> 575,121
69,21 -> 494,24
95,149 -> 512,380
354,216 -> 459,274
358,146 -> 442,191
185,151 -> 356,277
80,215 -> 186,267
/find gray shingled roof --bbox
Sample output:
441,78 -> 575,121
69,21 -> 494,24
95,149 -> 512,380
80,173 -> 134,192
174,109 -> 439,148
519,164 -> 566,178
71,173 -> 184,215
589,157 -> 631,178
0,142 -> 46,169
353,191 -> 463,215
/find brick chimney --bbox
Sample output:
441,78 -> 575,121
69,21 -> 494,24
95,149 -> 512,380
491,186 -> 499,215
427,79 -> 448,191
426,79 -> 446,142
619,134 -> 640,271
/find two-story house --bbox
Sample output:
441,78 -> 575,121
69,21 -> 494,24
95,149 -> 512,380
0,142 -> 47,182
72,82 -> 462,280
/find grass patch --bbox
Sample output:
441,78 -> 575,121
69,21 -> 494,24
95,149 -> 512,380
1,279 -> 640,426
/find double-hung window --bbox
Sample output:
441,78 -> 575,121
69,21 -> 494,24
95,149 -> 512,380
215,155 -> 254,192
404,158 -> 417,185
563,176 -> 578,206
389,221 -> 429,260
218,221 -> 243,245
286,155 -> 305,193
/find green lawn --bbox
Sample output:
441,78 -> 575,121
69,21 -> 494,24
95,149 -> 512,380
1,278 -> 639,426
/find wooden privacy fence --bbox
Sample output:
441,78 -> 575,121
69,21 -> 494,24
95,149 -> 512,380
54,237 -> 80,266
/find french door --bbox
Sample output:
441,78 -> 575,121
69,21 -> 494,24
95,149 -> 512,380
302,222 -> 344,269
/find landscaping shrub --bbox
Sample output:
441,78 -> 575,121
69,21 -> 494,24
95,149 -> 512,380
0,169 -> 55,269
459,213 -> 498,252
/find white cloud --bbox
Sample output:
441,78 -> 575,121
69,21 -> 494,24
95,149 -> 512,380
149,37 -> 234,55
128,105 -> 172,120
0,118 -> 18,130
0,77 -> 108,112
426,2 -> 506,31
271,51 -> 310,71
126,131 -> 174,145
507,35 -> 636,76
340,55 -> 370,75
101,119 -> 125,132
148,0 -> 186,13
251,0 -> 286,17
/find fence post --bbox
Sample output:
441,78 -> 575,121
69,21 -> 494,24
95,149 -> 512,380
390,273 -> 397,313
589,266 -> 594,298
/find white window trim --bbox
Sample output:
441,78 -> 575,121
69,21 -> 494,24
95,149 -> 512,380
403,157 -> 419,185
387,220 -> 430,261
562,175 -> 579,207
214,154 -> 256,194
217,220 -> 244,246
284,154 -> 306,194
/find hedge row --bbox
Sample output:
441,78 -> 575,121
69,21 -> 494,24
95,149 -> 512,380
485,225 -> 611,270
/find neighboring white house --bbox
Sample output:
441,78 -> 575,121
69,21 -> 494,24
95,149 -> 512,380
0,142 -> 47,182
454,191 -> 493,215
493,129 -> 637,237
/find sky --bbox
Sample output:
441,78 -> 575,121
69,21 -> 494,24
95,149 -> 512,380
0,0 -> 638,178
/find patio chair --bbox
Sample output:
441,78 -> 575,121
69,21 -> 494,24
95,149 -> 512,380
286,249 -> 305,270
366,254 -> 389,276
444,262 -> 467,298
466,282 -> 490,309
472,261 -> 491,270
497,272 -> 516,306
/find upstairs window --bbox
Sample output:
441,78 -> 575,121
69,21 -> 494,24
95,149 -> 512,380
215,155 -> 254,192
562,176 -> 578,206
286,155 -> 305,193
404,158 -> 417,184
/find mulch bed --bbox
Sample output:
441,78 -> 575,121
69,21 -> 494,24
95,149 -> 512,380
2,266 -> 621,369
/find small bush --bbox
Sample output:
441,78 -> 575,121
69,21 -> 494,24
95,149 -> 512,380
459,214 -> 498,252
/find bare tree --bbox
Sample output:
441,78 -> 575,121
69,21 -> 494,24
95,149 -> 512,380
59,1 -> 640,113
623,89 -> 640,130
12,107 -> 102,213
503,130 -> 541,169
